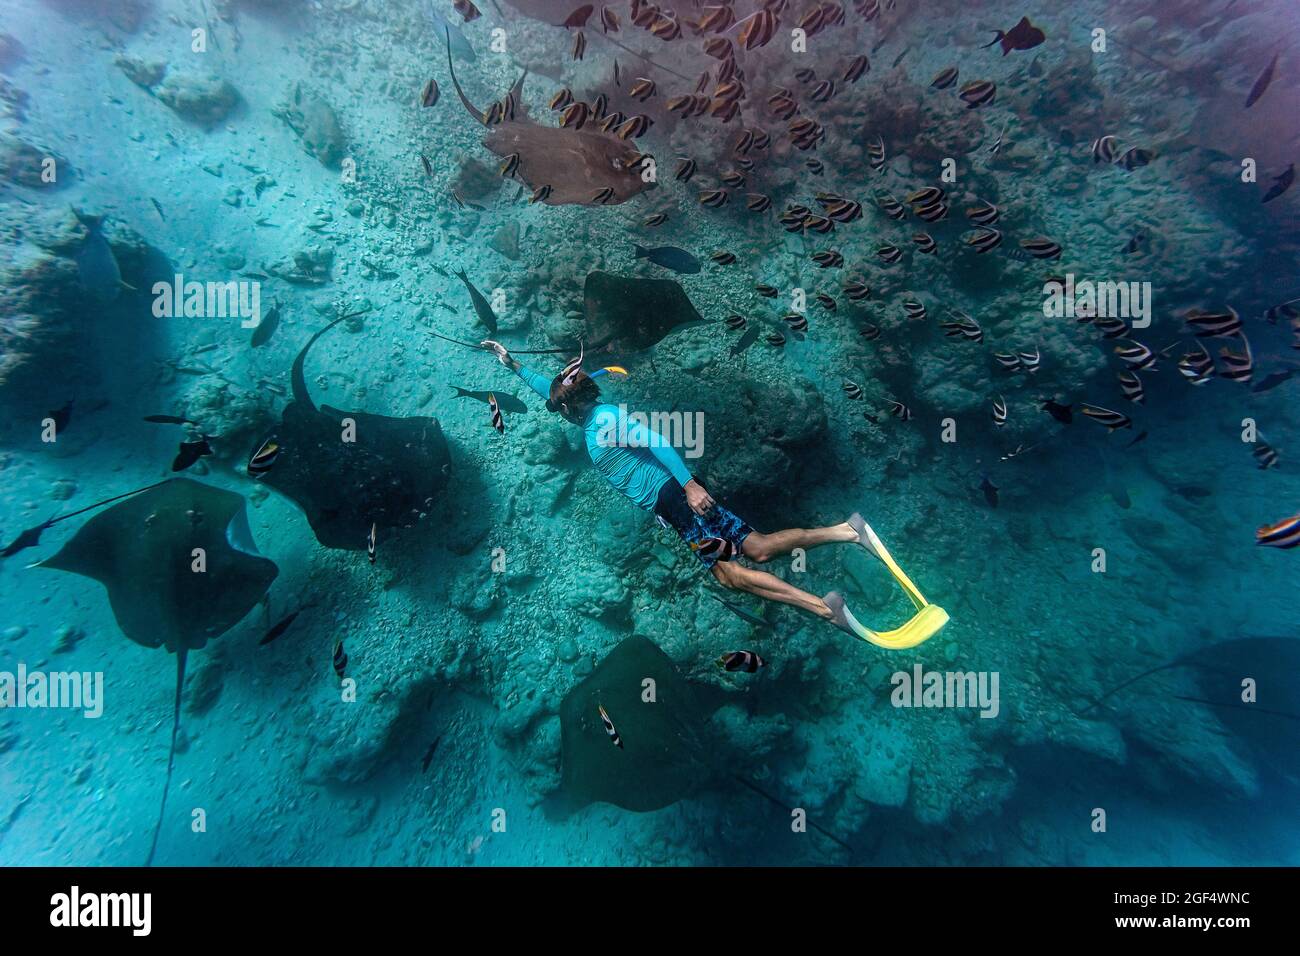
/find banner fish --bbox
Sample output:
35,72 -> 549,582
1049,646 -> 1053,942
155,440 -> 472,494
717,651 -> 767,673
597,703 -> 623,747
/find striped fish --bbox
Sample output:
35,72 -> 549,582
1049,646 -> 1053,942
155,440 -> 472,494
1256,514 -> 1300,549
597,704 -> 624,748
488,393 -> 504,433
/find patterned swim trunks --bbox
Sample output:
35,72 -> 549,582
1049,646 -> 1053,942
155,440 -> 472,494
653,480 -> 753,568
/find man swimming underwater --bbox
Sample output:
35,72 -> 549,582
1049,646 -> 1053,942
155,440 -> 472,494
482,340 -> 868,633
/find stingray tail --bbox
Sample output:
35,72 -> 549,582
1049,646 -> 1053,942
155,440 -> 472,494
730,773 -> 854,854
145,649 -> 186,867
444,26 -> 487,125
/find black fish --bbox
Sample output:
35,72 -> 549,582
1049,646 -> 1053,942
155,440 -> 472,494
729,324 -> 760,356
717,650 -> 767,673
1041,398 -> 1073,424
1262,163 -> 1294,204
258,610 -> 301,646
150,198 -> 166,221
983,16 -> 1045,55
979,473 -> 998,508
1175,485 -> 1213,500
634,244 -> 701,274
333,640 -> 348,679
1245,52 -> 1279,108
171,437 -> 213,472
454,269 -> 499,334
707,592 -> 772,628
450,386 -> 527,413
1252,368 -> 1296,393
250,300 -> 281,348
422,736 -> 442,772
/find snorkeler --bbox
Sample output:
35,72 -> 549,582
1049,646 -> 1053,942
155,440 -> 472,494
481,340 -> 876,634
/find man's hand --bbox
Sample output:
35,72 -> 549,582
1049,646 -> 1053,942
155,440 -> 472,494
480,340 -> 515,369
684,478 -> 714,515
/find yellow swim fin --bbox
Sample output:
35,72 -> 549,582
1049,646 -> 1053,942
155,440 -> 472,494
835,516 -> 949,650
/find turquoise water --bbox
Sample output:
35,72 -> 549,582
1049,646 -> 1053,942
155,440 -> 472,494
0,0 -> 1297,866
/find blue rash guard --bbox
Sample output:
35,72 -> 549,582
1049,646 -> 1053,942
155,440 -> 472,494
515,363 -> 693,509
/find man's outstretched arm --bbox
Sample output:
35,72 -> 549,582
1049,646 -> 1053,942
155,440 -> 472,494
482,340 -> 549,399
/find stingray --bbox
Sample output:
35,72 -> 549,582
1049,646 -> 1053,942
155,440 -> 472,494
551,635 -> 851,853
1079,636 -> 1300,777
443,29 -> 652,207
427,271 -> 708,359
582,271 -> 709,352
251,317 -> 451,551
34,478 -> 278,864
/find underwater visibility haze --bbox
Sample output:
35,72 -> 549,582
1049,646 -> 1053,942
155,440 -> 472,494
0,0 -> 1297,867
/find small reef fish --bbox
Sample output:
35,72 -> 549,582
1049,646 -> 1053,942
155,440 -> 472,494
730,325 -> 760,355
707,592 -> 772,628
560,5 -> 593,28
172,437 -> 213,472
1184,307 -> 1241,338
983,16 -> 1045,55
250,300 -> 281,348
453,0 -> 480,23
718,651 -> 767,673
887,400 -> 912,421
1256,514 -> 1300,549
992,396 -> 1007,426
959,80 -> 996,108
597,703 -> 623,748
1253,442 -> 1279,469
1079,404 -> 1133,431
451,387 -> 526,413
1019,238 -> 1062,260
1252,368 -> 1296,393
367,523 -> 377,564
1091,135 -> 1118,164
332,641 -> 349,679
74,212 -> 123,303
965,228 -> 1002,253
693,537 -> 737,561
843,381 -> 864,400
247,438 -> 280,476
421,78 -> 440,108
1245,52 -> 1279,108
488,393 -> 505,434
259,610 -> 301,647
931,66 -> 958,89
635,244 -> 701,274
1262,163 -> 1294,203
455,269 -> 500,334
1118,371 -> 1145,403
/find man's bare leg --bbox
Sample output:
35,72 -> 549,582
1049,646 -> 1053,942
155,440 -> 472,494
742,522 -> 858,563
712,560 -> 833,620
